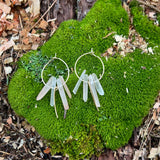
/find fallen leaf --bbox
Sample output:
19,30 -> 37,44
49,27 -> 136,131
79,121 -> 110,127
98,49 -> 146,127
0,2 -> 11,14
30,0 -> 40,17
0,39 -> 15,56
148,148 -> 160,159
153,102 -> 159,109
14,44 -> 32,50
4,57 -> 13,64
153,110 -> 157,120
39,20 -> 48,30
6,14 -> 14,20
31,44 -> 39,50
5,0 -> 11,6
20,29 -> 28,37
6,23 -> 14,30
22,37 -> 29,45
7,116 -> 12,125
4,66 -> 12,74
17,139 -> 24,149
44,147 -> 51,154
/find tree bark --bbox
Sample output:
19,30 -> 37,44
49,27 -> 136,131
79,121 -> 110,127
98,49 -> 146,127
40,0 -> 96,25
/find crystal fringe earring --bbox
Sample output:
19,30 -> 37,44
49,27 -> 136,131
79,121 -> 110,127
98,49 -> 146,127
73,49 -> 105,111
36,54 -> 71,118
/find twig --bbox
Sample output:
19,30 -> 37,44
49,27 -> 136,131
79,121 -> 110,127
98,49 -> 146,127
136,0 -> 160,13
19,15 -> 23,29
0,150 -> 11,155
103,31 -> 116,39
30,0 -> 57,31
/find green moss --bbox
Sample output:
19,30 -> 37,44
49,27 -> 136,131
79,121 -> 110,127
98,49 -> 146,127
8,0 -> 160,159
130,0 -> 160,47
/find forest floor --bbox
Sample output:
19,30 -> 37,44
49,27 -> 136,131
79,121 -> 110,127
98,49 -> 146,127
0,0 -> 160,159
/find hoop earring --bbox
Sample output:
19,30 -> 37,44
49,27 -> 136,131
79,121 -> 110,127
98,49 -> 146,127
36,54 -> 71,119
73,49 -> 105,111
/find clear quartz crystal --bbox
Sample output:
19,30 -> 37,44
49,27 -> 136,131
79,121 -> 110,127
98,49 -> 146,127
73,70 -> 86,94
59,76 -> 72,98
92,73 -> 104,95
50,77 -> 57,106
57,78 -> 69,110
36,76 -> 53,101
83,74 -> 88,102
88,75 -> 100,109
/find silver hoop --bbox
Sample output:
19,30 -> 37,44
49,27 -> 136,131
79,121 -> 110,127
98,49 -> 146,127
74,49 -> 105,83
41,54 -> 70,89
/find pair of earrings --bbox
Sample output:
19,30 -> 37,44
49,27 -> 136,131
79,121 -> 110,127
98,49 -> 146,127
36,49 -> 105,118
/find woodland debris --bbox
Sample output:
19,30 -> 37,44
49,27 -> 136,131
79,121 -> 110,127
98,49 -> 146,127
4,57 -> 13,64
0,39 -> 15,56
0,2 -> 11,14
39,20 -> 48,30
30,0 -> 40,17
4,66 -> 12,74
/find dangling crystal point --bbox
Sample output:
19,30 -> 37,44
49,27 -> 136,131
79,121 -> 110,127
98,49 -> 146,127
57,78 -> 69,110
88,74 -> 101,109
73,70 -> 86,94
92,73 -> 104,96
59,76 -> 72,98
50,76 -> 57,107
36,76 -> 53,101
83,74 -> 88,102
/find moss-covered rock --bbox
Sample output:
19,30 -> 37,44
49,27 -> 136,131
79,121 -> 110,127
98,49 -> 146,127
8,0 -> 160,159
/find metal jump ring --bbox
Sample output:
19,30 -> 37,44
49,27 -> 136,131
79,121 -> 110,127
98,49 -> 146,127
74,49 -> 105,83
41,55 -> 70,89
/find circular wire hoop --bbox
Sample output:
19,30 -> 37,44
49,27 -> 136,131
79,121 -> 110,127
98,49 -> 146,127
74,49 -> 105,83
41,56 -> 70,89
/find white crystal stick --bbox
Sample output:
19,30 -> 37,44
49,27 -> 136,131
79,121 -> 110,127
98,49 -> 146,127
92,73 -> 104,96
59,76 -> 72,98
57,78 -> 69,110
73,70 -> 86,94
50,77 -> 57,106
88,75 -> 100,111
36,76 -> 53,101
83,74 -> 88,102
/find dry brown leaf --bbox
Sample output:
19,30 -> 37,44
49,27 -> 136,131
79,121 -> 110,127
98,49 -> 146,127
153,102 -> 159,109
22,38 -> 29,45
0,2 -> 11,14
6,23 -> 14,30
39,20 -> 48,30
43,147 -> 51,154
31,44 -> 39,50
30,0 -> 40,17
20,29 -> 28,37
0,39 -> 15,56
7,117 -> 12,125
4,57 -> 13,64
14,44 -> 32,50
5,0 -> 11,6
31,29 -> 36,34
153,108 -> 160,120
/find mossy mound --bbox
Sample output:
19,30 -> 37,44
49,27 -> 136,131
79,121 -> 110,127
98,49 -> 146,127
8,0 -> 160,159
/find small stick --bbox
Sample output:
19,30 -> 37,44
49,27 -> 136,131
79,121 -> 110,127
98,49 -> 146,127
136,0 -> 160,13
0,150 -> 11,155
103,31 -> 116,39
19,15 -> 23,29
30,0 -> 57,31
